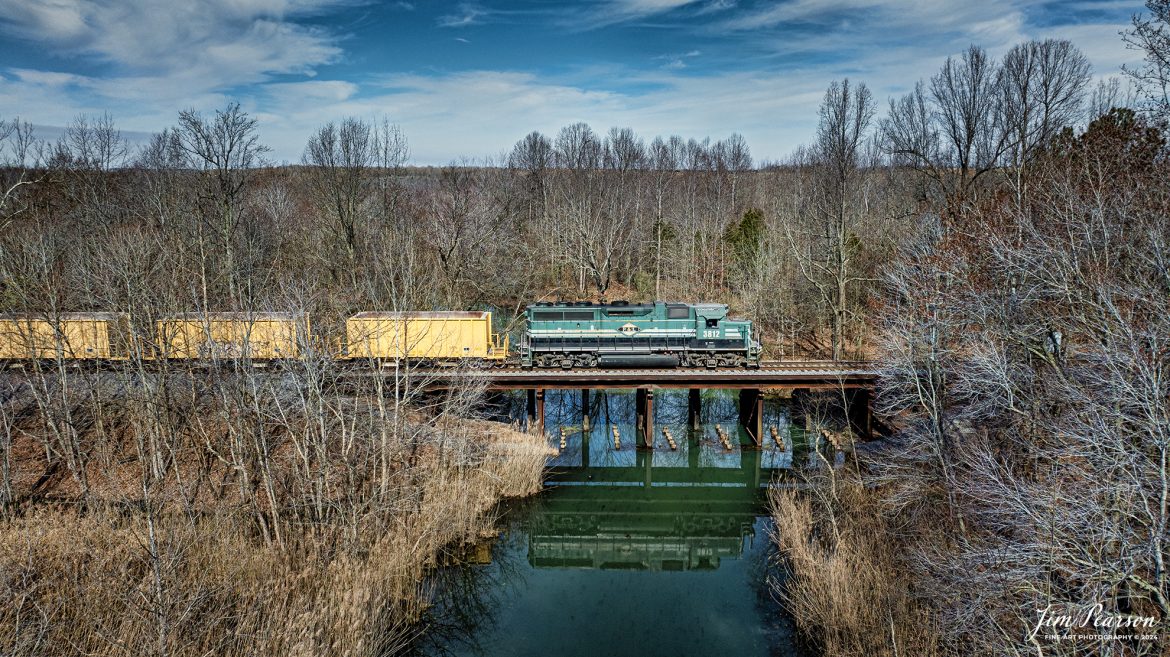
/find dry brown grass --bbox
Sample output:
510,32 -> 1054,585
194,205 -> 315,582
0,420 -> 548,657
769,474 -> 940,657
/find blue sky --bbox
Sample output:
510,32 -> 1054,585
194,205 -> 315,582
0,0 -> 1146,164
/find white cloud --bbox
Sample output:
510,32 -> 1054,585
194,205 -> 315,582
1033,22 -> 1134,75
569,0 -> 704,29
0,0 -> 347,91
611,0 -> 701,12
694,0 -> 736,16
0,0 -> 356,155
437,3 -> 485,28
243,69 -> 825,164
264,80 -> 359,103
654,49 -> 702,69
722,0 -> 1038,34
0,0 -> 1145,166
0,0 -> 90,41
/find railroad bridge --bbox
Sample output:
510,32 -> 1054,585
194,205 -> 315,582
405,360 -> 879,445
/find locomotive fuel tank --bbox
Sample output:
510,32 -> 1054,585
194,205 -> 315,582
598,354 -> 680,368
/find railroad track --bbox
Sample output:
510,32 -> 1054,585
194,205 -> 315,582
393,360 -> 877,389
405,360 -> 872,374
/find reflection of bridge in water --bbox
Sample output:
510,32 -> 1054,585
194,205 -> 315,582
421,392 -> 818,656
419,390 -> 817,657
527,450 -> 794,572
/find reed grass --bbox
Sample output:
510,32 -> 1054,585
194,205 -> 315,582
0,417 -> 548,657
769,476 -> 939,657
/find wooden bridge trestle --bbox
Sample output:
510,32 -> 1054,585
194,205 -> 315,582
486,361 -> 878,443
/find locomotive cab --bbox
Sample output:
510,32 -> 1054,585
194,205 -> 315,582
694,304 -> 727,335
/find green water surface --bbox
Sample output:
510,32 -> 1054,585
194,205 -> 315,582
418,390 -> 815,657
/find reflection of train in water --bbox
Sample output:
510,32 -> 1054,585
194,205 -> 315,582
0,301 -> 760,369
527,512 -> 755,571
526,469 -> 767,571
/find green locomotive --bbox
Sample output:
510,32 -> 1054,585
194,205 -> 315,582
520,301 -> 760,369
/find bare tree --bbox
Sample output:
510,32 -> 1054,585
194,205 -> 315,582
554,122 -> 602,170
549,123 -> 628,295
604,127 -> 645,172
173,103 -> 270,306
133,129 -> 189,232
509,130 -> 553,225
304,117 -> 375,272
423,162 -> 504,305
0,118 -> 40,232
721,132 -> 753,209
648,136 -> 679,298
373,118 -> 410,228
999,39 -> 1092,203
603,127 -> 646,289
883,46 -> 1012,220
784,79 -> 877,360
1086,77 -> 1135,120
60,112 -> 128,171
868,109 -> 1170,655
1125,0 -> 1170,118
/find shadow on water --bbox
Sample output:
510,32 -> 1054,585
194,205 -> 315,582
414,389 -> 819,657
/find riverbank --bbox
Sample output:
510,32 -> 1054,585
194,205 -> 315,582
769,446 -> 1168,657
0,381 -> 549,657
768,469 -> 939,657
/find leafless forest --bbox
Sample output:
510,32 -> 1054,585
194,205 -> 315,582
769,9 -> 1170,657
1,2 -> 1169,655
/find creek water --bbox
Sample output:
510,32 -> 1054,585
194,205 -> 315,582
416,389 -> 818,657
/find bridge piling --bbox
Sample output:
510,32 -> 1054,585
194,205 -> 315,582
537,389 -> 546,433
846,388 -> 873,440
526,388 -> 545,433
663,427 -> 677,450
635,388 -> 655,448
638,449 -> 652,488
738,388 -> 763,448
581,389 -> 591,431
741,447 -> 762,488
715,425 -> 733,450
770,425 -> 785,451
687,388 -> 701,431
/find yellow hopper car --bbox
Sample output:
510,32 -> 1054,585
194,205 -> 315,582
156,312 -> 307,360
0,312 -> 130,360
344,311 -> 508,363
